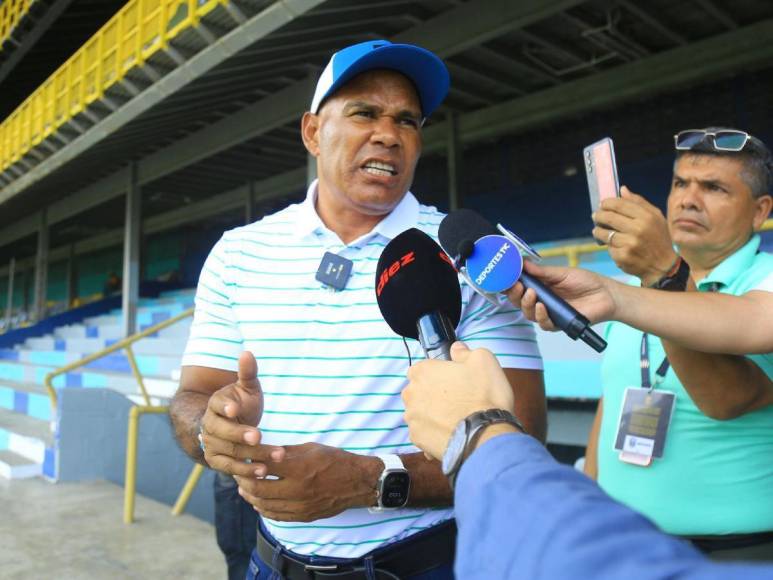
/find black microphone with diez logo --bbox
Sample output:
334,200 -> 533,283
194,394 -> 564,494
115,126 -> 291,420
438,209 -> 607,353
375,228 -> 462,360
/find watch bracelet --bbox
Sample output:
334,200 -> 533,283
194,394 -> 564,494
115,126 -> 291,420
448,409 -> 524,489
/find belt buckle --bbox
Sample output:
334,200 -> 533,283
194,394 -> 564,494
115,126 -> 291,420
304,563 -> 339,572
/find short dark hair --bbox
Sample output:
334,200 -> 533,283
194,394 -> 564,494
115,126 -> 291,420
674,127 -> 773,198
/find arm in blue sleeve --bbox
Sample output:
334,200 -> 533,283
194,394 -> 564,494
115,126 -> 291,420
454,434 -> 767,580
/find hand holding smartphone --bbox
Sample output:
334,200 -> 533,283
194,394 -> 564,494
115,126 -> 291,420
584,137 -> 621,243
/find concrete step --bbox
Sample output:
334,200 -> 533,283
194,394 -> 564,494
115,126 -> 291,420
84,305 -> 189,327
0,359 -> 179,399
53,321 -> 191,340
23,336 -> 187,357
0,348 -> 183,377
0,379 -> 50,421
0,407 -> 53,478
0,449 -> 42,479
54,324 -> 125,340
0,406 -> 52,445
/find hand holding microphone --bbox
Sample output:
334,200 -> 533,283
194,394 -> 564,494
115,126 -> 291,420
438,209 -> 607,353
508,261 -> 619,333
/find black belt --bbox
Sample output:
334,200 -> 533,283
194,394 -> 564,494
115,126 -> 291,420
684,530 -> 773,553
256,519 -> 456,580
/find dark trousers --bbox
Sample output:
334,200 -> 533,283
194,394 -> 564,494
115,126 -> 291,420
215,471 -> 259,580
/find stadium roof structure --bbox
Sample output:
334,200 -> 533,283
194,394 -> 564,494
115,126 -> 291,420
0,0 -> 772,263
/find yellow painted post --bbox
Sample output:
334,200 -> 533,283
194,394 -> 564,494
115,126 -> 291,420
124,344 -> 151,406
123,405 -> 140,523
568,250 -> 579,268
171,463 -> 205,516
123,405 -> 169,524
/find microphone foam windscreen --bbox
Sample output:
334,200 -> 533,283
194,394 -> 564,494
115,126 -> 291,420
438,209 -> 499,257
375,228 -> 462,340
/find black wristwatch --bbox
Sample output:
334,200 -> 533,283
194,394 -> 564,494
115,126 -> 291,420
442,409 -> 524,489
650,256 -> 690,292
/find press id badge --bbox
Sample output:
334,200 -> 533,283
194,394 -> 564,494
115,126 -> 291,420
614,387 -> 675,466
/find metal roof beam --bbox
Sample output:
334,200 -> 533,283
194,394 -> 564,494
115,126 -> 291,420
0,0 -> 76,85
693,0 -> 737,30
0,0 -> 327,205
137,76 -> 315,185
0,167 -> 306,276
391,0 -> 586,57
616,0 -> 687,46
422,19 -> 773,152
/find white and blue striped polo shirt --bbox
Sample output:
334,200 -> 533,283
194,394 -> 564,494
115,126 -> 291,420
182,181 -> 543,558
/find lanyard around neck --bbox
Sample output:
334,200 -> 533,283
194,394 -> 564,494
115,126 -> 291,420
640,333 -> 670,391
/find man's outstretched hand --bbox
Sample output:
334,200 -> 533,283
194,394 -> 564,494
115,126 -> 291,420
506,261 -> 619,332
403,342 -> 516,461
199,351 -> 285,477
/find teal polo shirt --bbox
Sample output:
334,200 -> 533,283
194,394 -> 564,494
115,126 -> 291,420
597,234 -> 773,535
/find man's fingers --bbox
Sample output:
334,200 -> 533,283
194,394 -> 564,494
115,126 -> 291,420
203,435 -> 286,464
521,260 -> 560,284
506,281 -> 526,307
206,388 -> 245,420
598,195 -> 649,220
202,411 -> 261,445
235,474 -> 298,501
207,455 -> 267,478
535,303 -> 556,331
449,341 -> 471,363
592,225 -> 632,247
237,350 -> 261,393
593,208 -> 637,234
519,287 -> 539,322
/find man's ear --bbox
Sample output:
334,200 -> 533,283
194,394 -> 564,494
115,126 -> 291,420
752,194 -> 772,231
301,112 -> 320,157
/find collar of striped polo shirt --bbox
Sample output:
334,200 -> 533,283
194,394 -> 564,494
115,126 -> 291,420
315,251 -> 354,290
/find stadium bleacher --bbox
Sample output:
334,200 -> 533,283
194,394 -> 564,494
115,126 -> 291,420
0,287 -> 193,479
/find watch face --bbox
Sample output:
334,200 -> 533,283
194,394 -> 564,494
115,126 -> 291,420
442,420 -> 467,476
381,472 -> 410,508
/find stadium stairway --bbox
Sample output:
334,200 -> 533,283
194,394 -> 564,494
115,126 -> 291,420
0,288 -> 195,480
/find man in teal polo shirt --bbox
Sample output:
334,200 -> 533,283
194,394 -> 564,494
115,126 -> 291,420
586,128 -> 773,560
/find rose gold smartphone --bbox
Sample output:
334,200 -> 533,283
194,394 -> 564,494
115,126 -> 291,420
584,137 -> 620,213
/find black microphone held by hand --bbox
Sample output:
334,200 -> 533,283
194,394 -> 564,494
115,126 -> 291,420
375,228 -> 462,360
438,209 -> 607,353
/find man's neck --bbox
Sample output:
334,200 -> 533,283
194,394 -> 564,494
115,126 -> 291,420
681,239 -> 748,283
315,200 -> 385,245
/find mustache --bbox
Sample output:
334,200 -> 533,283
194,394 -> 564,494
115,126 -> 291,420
671,211 -> 708,228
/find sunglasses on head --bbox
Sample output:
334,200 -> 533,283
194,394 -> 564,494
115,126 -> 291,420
674,129 -> 750,152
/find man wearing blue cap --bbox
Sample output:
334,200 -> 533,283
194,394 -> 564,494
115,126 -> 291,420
171,40 -> 546,579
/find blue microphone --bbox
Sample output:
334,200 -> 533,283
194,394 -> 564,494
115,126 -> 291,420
439,210 -> 607,353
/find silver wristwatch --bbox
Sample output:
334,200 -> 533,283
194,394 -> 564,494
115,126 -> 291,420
369,454 -> 410,512
442,409 -> 524,489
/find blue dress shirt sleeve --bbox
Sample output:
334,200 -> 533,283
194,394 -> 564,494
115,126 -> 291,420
454,433 -> 770,579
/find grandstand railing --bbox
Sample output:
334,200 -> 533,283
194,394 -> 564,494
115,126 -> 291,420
0,0 -> 35,49
539,218 -> 773,267
42,306 -> 194,523
0,0 -> 228,174
43,306 -> 193,409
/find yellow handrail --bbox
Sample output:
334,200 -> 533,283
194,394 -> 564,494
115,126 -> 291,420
43,306 -> 193,410
537,217 -> 773,268
124,404 -> 169,523
39,303 -> 194,523
1,0 -> 229,173
0,0 -> 34,49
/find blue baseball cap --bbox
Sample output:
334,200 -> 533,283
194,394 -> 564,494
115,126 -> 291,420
310,40 -> 450,119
